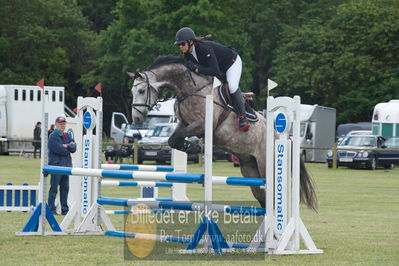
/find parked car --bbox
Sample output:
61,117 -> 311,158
336,122 -> 372,142
326,135 -> 399,169
345,130 -> 372,137
138,123 -> 199,164
337,130 -> 373,144
122,123 -> 144,142
385,137 -> 399,149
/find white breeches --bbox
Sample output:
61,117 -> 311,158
226,54 -> 242,93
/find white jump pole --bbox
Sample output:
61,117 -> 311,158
203,94 -> 213,250
39,97 -> 47,235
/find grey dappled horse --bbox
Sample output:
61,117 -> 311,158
128,55 -> 317,210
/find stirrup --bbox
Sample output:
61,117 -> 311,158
237,116 -> 250,131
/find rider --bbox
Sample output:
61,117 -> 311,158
174,27 -> 250,131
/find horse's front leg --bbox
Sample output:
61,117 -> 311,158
168,120 -> 204,152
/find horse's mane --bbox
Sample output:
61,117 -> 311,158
148,55 -> 185,70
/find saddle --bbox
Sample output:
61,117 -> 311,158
217,84 -> 259,123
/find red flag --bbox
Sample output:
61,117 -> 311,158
95,82 -> 102,95
36,79 -> 44,89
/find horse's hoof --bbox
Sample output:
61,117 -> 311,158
168,138 -> 176,149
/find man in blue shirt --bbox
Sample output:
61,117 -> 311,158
48,116 -> 76,215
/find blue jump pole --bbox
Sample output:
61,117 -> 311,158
42,166 -> 266,187
97,197 -> 265,216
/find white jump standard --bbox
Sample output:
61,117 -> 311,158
260,96 -> 323,255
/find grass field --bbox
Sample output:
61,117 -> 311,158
0,155 -> 398,265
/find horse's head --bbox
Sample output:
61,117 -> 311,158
127,70 -> 162,125
128,55 -> 211,125
128,56 -> 183,124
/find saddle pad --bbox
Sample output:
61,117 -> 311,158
217,86 -> 259,123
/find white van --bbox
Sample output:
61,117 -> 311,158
110,99 -> 177,143
372,99 -> 399,138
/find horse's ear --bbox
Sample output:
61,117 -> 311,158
127,72 -> 136,79
127,71 -> 144,79
136,72 -> 144,79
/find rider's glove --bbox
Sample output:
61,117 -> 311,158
186,61 -> 198,72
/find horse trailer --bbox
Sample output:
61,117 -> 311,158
0,84 -> 65,154
299,104 -> 336,162
372,99 -> 399,138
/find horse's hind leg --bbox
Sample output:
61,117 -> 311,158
239,156 -> 265,208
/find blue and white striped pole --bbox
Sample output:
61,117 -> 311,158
101,181 -> 173,188
42,166 -> 265,187
105,209 -> 173,215
105,230 -> 265,250
101,163 -> 173,199
97,197 -> 265,216
101,164 -> 174,172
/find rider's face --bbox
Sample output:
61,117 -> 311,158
179,41 -> 193,53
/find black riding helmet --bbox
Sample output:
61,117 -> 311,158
174,27 -> 196,45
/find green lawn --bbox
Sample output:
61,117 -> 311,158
0,156 -> 398,265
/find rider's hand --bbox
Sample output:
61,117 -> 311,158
186,61 -> 198,72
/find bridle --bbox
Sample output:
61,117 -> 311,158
131,66 -> 200,117
131,71 -> 159,116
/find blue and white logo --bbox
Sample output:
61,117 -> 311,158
275,113 -> 287,133
83,111 -> 96,130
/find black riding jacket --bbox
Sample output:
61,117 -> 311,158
184,40 -> 237,83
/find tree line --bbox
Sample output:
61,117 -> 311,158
1,0 -> 398,133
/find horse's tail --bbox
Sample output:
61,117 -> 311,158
300,159 -> 317,211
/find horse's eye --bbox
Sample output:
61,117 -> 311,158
138,89 -> 145,94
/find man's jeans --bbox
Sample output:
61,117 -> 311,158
48,174 -> 69,214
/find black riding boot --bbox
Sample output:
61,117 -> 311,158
231,90 -> 250,131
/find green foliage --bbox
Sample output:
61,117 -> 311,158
0,0 -> 95,107
242,0 -> 312,101
77,0 -> 116,32
272,0 -> 399,123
